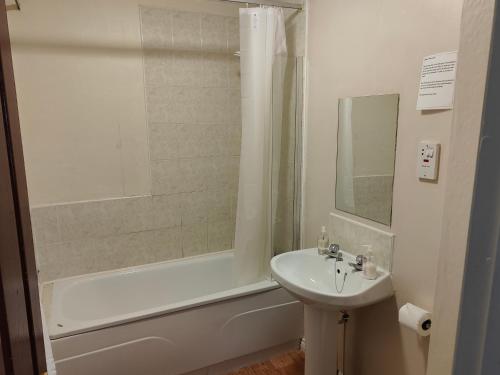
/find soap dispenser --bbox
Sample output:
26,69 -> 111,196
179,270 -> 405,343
361,245 -> 378,280
317,226 -> 329,255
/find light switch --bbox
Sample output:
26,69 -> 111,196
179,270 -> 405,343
417,141 -> 440,181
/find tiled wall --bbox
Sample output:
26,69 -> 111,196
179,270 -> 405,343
31,6 -> 305,282
31,197 -> 181,281
141,7 -> 242,263
329,212 -> 395,271
31,7 -> 242,282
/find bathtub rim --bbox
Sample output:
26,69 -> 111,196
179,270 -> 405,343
43,250 -> 280,340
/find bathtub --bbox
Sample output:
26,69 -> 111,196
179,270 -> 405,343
43,250 -> 303,375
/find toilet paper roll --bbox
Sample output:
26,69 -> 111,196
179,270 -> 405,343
398,303 -> 432,337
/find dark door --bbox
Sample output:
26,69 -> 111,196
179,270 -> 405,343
0,1 -> 46,374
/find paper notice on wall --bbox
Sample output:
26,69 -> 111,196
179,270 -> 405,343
416,51 -> 458,110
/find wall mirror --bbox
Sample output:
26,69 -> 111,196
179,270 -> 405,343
335,94 -> 399,226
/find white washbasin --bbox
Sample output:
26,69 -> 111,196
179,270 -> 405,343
271,248 -> 393,310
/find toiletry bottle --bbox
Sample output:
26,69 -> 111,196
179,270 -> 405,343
362,245 -> 378,280
317,226 -> 329,255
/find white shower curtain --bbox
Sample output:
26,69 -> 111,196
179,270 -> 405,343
234,7 -> 287,285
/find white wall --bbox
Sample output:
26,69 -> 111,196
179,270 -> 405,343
427,0 -> 495,372
304,0 -> 463,373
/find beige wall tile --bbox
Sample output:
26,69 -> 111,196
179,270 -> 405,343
149,123 -> 180,161
173,11 -> 201,50
230,125 -> 242,156
53,197 -> 156,243
101,229 -> 181,268
35,244 -> 51,281
207,189 -> 233,222
182,223 -> 208,257
38,227 -> 184,282
179,158 -> 211,192
178,125 -> 212,158
208,220 -> 235,252
180,191 -> 209,225
151,158 -> 211,195
207,156 -> 240,190
103,197 -> 154,236
38,239 -> 101,281
143,50 -> 168,87
118,196 -> 155,233
140,8 -> 240,272
166,51 -> 203,87
97,198 -> 137,237
225,17 -> 239,53
152,195 -> 182,229
329,213 -> 395,272
146,86 -> 199,124
227,88 -> 242,124
197,87 -> 229,124
31,206 -> 60,245
144,50 -> 203,88
201,14 -> 228,52
56,201 -> 107,242
151,159 -> 182,195
178,124 -> 241,159
140,7 -> 173,50
201,53 -> 229,88
227,56 -> 241,89
100,232 -> 151,269
147,227 -> 183,261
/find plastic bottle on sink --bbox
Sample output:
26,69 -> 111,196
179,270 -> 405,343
317,226 -> 329,255
362,245 -> 378,280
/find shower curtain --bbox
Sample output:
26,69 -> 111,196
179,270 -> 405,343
234,7 -> 287,285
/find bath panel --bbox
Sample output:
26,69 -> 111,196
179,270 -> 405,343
43,251 -> 303,374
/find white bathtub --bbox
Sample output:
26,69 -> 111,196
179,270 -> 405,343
43,250 -> 303,375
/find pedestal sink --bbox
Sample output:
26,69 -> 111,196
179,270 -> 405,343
270,248 -> 393,375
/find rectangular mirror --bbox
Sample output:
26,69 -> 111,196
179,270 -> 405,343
336,94 -> 399,226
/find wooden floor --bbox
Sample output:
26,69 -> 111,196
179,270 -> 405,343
228,351 -> 305,375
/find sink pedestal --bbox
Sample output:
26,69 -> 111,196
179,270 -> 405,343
304,305 -> 339,375
271,248 -> 394,375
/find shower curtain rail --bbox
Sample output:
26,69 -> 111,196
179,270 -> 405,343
217,0 -> 303,10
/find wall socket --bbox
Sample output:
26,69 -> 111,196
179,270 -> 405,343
417,141 -> 440,181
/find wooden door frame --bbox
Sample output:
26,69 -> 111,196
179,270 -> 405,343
0,1 -> 46,374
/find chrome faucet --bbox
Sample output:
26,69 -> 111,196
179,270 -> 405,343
326,243 -> 343,261
349,255 -> 366,272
